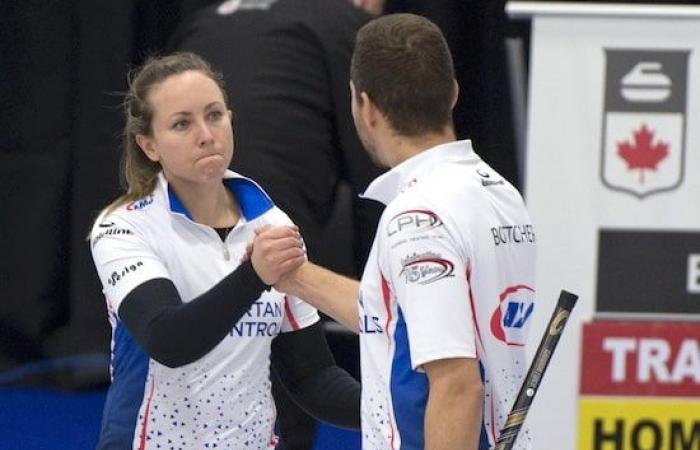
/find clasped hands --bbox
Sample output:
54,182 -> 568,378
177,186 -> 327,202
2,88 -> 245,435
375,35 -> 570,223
246,225 -> 306,287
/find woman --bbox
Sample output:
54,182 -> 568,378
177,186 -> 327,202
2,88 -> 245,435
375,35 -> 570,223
90,52 -> 358,449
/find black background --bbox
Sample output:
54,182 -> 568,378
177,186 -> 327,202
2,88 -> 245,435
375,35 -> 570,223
0,0 -> 529,388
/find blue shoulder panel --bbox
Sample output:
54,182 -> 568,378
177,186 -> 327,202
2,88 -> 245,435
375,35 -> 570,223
390,308 -> 428,450
167,185 -> 192,220
224,178 -> 274,220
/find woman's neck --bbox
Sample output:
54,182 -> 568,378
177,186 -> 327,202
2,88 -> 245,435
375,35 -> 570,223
168,177 -> 240,228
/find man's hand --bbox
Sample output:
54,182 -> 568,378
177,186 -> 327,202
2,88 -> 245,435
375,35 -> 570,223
250,225 -> 305,285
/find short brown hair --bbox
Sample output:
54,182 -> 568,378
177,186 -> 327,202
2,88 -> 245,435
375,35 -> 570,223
350,13 -> 455,137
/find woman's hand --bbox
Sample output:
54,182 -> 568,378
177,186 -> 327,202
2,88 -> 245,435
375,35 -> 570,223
249,225 -> 305,285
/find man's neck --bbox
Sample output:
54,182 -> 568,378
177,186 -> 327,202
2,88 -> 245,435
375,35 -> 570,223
384,127 -> 457,168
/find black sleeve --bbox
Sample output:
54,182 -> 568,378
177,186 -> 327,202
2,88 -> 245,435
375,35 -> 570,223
118,260 -> 268,368
271,322 -> 361,430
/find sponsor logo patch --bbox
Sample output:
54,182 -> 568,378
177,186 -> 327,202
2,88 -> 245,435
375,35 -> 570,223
107,261 -> 144,287
387,209 -> 442,237
399,251 -> 455,285
126,196 -> 154,211
476,168 -> 505,187
491,224 -> 535,246
92,227 -> 134,248
490,285 -> 535,345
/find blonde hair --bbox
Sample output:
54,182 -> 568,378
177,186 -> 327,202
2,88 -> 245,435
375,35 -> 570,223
104,52 -> 227,215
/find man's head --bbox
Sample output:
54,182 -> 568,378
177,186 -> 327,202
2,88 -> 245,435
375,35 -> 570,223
350,13 -> 457,158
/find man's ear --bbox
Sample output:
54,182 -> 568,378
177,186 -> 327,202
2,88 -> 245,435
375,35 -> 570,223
351,80 -> 379,130
135,134 -> 160,162
450,79 -> 460,110
359,91 -> 377,129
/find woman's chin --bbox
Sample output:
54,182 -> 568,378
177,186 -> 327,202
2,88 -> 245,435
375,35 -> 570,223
197,155 -> 229,179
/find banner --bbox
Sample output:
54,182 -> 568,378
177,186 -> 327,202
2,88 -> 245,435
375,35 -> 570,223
578,399 -> 700,450
508,3 -> 700,449
597,230 -> 700,315
578,321 -> 700,450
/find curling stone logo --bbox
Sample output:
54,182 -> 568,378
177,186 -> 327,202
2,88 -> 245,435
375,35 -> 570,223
600,49 -> 689,199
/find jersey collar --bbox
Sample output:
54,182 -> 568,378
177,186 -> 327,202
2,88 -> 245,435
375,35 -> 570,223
361,139 -> 477,205
159,170 -> 274,221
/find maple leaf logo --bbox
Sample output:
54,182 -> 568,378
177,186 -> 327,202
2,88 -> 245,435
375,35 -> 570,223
617,124 -> 669,184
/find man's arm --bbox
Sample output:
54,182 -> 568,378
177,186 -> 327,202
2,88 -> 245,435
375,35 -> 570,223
276,262 -> 360,333
423,357 -> 484,450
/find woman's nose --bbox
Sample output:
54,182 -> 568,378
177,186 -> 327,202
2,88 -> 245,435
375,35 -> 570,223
197,121 -> 214,146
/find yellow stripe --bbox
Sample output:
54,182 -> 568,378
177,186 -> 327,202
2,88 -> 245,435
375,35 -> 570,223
578,397 -> 700,450
504,409 -> 528,428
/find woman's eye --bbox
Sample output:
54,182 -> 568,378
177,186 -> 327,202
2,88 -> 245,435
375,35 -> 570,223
208,110 -> 223,121
173,119 -> 189,130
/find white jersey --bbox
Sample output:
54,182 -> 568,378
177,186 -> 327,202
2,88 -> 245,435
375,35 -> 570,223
358,140 -> 535,450
90,170 -> 319,450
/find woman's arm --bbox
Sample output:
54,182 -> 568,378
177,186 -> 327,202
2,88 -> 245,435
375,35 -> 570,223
118,260 -> 267,368
116,224 -> 305,367
270,322 -> 361,430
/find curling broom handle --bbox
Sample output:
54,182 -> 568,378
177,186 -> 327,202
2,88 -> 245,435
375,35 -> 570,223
493,290 -> 579,450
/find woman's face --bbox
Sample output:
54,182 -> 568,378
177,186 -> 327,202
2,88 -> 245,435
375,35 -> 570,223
137,70 -> 233,186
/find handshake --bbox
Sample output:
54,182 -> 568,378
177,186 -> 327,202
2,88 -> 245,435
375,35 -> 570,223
245,224 -> 358,333
245,225 -> 307,289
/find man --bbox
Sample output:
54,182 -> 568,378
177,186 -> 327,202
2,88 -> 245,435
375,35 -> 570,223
270,13 -> 537,450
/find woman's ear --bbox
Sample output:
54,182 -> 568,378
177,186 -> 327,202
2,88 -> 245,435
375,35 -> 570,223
228,109 -> 235,132
135,134 -> 160,162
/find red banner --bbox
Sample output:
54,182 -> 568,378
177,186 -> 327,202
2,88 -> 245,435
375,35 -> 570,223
580,321 -> 700,397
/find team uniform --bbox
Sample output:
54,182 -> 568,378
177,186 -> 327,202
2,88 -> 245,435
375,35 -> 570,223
90,170 -> 319,450
358,140 -> 536,450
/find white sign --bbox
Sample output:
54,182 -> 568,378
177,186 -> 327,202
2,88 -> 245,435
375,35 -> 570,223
511,4 -> 700,450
